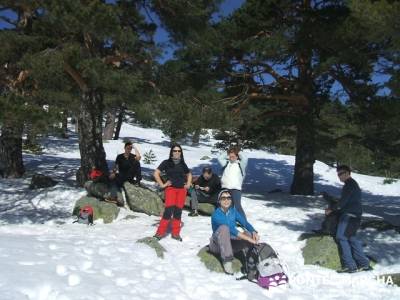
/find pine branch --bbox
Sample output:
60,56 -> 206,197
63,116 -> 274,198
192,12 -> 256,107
63,62 -> 88,92
248,92 -> 308,106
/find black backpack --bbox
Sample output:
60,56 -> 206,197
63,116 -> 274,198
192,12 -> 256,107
244,243 -> 277,281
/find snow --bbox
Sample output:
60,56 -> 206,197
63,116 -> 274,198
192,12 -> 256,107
0,122 -> 399,300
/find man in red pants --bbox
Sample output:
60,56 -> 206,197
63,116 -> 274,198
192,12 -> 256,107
153,144 -> 192,241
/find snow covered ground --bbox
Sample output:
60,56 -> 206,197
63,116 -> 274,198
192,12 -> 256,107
0,122 -> 399,300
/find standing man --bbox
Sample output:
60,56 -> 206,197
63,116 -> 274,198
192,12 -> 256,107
218,146 -> 248,220
110,141 -> 142,187
325,165 -> 372,273
189,166 -> 221,217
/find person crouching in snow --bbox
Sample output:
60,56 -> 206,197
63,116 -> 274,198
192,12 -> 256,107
153,144 -> 192,241
209,189 -> 259,275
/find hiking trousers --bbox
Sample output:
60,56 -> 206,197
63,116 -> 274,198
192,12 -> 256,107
336,214 -> 369,270
190,189 -> 217,210
209,225 -> 252,262
156,187 -> 187,237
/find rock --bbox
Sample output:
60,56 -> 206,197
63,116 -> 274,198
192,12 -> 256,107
197,246 -> 243,273
200,156 -> 211,160
137,237 -> 167,258
302,235 -> 341,270
29,173 -> 58,189
84,181 -> 124,205
377,273 -> 400,287
184,197 -> 215,216
123,182 -> 164,216
72,196 -> 120,224
361,218 -> 400,233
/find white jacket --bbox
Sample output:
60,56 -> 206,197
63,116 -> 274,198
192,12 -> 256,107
218,153 -> 248,190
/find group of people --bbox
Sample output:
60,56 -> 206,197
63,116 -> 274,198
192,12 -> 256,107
87,141 -> 373,275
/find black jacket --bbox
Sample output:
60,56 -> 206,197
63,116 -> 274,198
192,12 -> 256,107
195,173 -> 221,195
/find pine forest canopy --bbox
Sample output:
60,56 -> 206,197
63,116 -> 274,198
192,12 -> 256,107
0,0 -> 399,193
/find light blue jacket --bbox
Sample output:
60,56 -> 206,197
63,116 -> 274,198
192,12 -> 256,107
211,206 -> 256,237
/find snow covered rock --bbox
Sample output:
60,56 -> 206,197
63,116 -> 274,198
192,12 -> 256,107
29,173 -> 58,189
123,182 -> 164,216
137,237 -> 166,258
197,246 -> 243,273
302,235 -> 341,270
72,196 -> 120,223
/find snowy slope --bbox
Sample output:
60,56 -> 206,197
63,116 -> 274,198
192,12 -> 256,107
0,122 -> 399,300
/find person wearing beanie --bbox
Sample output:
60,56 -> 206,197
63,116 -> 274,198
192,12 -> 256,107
209,189 -> 259,275
325,165 -> 372,273
153,144 -> 192,241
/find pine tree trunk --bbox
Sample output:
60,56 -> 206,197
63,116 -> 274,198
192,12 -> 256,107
103,108 -> 116,140
290,112 -> 315,195
61,111 -> 69,139
290,48 -> 315,195
25,124 -> 37,147
113,106 -> 125,140
192,128 -> 201,145
76,90 -> 108,186
0,122 -> 25,178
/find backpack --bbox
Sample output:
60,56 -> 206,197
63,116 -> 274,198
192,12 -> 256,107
243,243 -> 288,289
74,205 -> 94,225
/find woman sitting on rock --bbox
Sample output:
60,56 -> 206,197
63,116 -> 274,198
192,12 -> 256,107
153,144 -> 192,241
209,189 -> 259,275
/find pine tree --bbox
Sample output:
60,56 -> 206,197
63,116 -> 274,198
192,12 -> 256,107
206,0 -> 398,194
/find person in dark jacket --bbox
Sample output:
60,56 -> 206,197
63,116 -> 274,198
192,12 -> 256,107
153,144 -> 192,241
209,189 -> 259,275
325,165 -> 372,273
110,141 -> 142,187
189,166 -> 221,217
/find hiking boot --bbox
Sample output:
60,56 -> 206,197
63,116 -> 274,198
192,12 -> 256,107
153,234 -> 165,241
171,235 -> 183,242
336,267 -> 357,273
188,210 -> 199,217
358,265 -> 373,272
223,261 -> 234,275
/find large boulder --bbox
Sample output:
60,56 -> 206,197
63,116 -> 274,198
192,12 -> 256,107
123,182 -> 164,216
73,196 -> 120,224
84,181 -> 124,205
302,235 -> 341,270
197,246 -> 243,273
137,237 -> 166,258
29,173 -> 58,189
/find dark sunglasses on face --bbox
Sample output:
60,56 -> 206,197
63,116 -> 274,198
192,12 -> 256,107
337,171 -> 347,176
173,149 -> 181,153
220,196 -> 232,201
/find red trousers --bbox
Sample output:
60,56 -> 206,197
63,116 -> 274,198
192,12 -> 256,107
156,187 -> 187,236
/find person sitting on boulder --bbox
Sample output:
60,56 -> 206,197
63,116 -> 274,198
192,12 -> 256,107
189,166 -> 221,217
153,144 -> 192,241
325,165 -> 372,273
209,189 -> 259,275
110,141 -> 142,187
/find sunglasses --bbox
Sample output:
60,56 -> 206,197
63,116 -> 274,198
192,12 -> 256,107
220,196 -> 232,201
172,149 -> 182,153
337,171 -> 347,176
